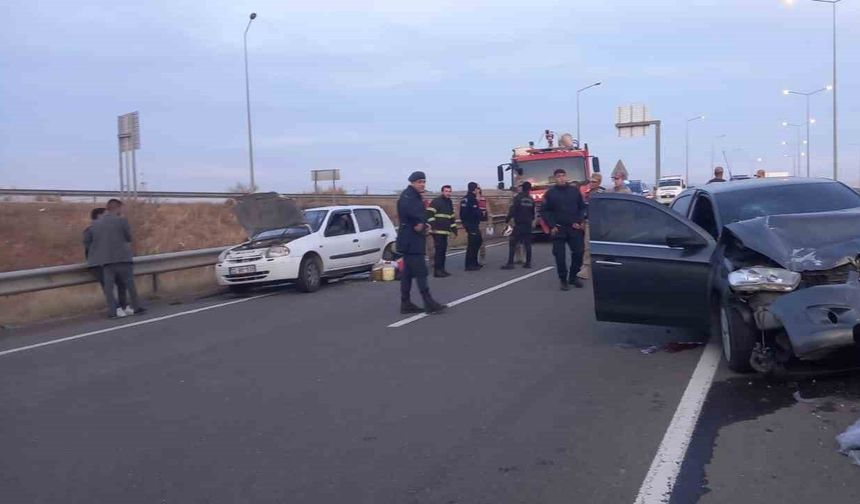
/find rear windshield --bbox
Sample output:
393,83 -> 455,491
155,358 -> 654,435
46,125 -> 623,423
716,182 -> 860,224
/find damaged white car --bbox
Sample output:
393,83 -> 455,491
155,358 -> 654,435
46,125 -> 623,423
216,193 -> 397,293
588,178 -> 860,373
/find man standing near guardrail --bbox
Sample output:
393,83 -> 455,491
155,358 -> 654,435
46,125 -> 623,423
84,207 -> 128,312
397,172 -> 446,315
88,199 -> 145,318
427,185 -> 457,278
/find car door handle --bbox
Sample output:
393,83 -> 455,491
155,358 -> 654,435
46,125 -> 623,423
595,260 -> 623,267
381,233 -> 388,238
353,239 -> 359,243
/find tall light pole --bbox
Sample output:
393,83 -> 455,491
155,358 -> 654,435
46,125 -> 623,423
784,86 -> 830,177
811,0 -> 841,181
576,82 -> 601,145
711,134 -> 726,173
781,122 -> 803,176
685,115 -> 705,183
244,12 -> 258,191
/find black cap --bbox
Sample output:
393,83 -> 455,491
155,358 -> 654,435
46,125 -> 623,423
467,181 -> 478,192
521,181 -> 532,192
408,171 -> 426,182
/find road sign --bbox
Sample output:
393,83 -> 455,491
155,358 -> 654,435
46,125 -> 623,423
311,169 -> 340,182
118,112 -> 140,152
616,105 -> 649,138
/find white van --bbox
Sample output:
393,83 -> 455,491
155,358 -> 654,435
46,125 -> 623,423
656,176 -> 686,205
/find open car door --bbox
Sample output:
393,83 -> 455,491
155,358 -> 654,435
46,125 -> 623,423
589,194 -> 716,327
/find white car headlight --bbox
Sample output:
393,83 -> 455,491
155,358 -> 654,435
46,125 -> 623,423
728,267 -> 800,292
266,245 -> 290,258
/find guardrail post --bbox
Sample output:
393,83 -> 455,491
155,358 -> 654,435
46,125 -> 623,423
152,273 -> 159,293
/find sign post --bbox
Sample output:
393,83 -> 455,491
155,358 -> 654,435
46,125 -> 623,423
615,105 -> 662,184
311,169 -> 341,203
118,112 -> 141,199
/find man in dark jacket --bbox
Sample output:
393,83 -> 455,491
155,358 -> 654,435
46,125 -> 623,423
708,166 -> 726,183
459,181 -> 483,271
88,199 -> 145,318
396,172 -> 446,315
84,207 -> 129,312
427,185 -> 458,277
542,168 -> 587,290
501,181 -> 535,270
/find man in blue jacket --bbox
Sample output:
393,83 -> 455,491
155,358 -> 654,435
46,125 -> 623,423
541,168 -> 587,290
396,172 -> 446,315
459,181 -> 483,271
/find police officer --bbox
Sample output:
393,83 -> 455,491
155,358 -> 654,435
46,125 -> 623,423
460,181 -> 483,271
501,181 -> 535,270
397,172 -> 446,314
542,168 -> 587,291
427,185 -> 458,277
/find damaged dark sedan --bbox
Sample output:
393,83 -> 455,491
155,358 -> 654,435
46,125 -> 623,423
588,178 -> 860,373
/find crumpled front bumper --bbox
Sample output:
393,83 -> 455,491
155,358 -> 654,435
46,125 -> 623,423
768,282 -> 860,360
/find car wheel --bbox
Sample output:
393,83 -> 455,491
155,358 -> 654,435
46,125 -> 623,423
297,255 -> 322,293
719,300 -> 756,372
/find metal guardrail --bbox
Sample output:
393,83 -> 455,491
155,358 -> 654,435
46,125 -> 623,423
0,215 -> 509,297
0,188 -> 513,201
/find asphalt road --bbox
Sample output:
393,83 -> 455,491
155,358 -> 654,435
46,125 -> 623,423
1,243 -> 859,503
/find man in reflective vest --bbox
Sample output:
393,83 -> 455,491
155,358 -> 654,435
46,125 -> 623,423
427,185 -> 458,277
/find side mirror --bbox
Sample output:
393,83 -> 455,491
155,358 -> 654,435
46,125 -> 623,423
497,164 -> 505,184
592,157 -> 600,173
666,234 -> 706,249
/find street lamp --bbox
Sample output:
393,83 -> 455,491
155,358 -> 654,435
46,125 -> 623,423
811,0 -> 841,181
781,121 -> 803,176
783,86 -> 830,177
576,82 -> 601,145
244,12 -> 258,191
710,134 -> 726,173
685,115 -> 705,183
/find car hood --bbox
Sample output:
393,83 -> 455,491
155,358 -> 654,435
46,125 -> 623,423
232,192 -> 306,237
724,207 -> 860,272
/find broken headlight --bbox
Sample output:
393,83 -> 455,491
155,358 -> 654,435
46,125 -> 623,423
266,245 -> 290,258
728,267 -> 800,292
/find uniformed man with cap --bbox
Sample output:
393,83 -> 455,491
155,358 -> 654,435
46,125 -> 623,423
501,181 -> 535,269
460,181 -> 484,271
396,171 -> 446,314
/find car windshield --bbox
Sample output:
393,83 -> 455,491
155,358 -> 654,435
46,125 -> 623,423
716,182 -> 860,224
516,157 -> 587,186
659,179 -> 682,187
303,209 -> 327,232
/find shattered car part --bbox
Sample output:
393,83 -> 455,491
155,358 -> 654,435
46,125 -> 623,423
836,418 -> 860,467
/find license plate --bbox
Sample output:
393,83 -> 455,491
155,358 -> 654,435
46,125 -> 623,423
229,265 -> 256,275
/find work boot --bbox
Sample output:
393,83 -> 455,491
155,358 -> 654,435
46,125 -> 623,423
560,279 -> 571,291
400,300 -> 424,314
501,263 -> 515,270
421,291 -> 446,314
465,265 -> 482,272
522,263 -> 532,269
440,270 -> 452,277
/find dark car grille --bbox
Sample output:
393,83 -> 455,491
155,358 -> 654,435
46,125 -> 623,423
801,265 -> 852,287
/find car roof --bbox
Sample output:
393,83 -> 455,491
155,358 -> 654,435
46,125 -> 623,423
304,205 -> 383,212
680,177 -> 839,198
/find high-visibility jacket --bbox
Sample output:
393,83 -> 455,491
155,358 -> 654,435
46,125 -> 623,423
427,196 -> 457,236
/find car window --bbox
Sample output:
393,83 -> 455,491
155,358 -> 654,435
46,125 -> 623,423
303,210 -> 327,232
591,198 -> 699,246
325,211 -> 356,237
671,194 -> 693,216
689,195 -> 719,239
354,208 -> 384,231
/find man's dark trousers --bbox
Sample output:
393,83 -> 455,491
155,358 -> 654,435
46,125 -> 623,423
102,263 -> 140,315
400,254 -> 430,301
90,266 -> 128,308
552,227 -> 584,281
432,234 -> 448,273
465,229 -> 482,268
507,227 -> 532,265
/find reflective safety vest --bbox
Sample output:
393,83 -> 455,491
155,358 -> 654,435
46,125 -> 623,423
427,196 -> 457,236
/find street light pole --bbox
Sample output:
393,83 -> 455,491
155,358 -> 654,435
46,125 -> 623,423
812,0 -> 841,180
244,12 -> 257,191
685,115 -> 705,183
784,86 -> 830,177
575,82 -> 601,145
782,121 -> 803,176
711,134 -> 726,173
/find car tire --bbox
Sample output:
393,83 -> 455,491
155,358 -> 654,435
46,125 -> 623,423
228,284 -> 250,295
718,299 -> 756,373
297,255 -> 322,293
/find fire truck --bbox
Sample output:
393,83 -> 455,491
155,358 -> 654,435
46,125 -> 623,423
496,130 -> 601,234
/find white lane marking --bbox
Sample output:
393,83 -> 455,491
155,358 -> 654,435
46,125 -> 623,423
445,241 -> 505,257
0,294 -> 274,359
388,266 -> 554,328
634,341 -> 722,504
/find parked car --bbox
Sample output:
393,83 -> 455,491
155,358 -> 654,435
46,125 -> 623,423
589,178 -> 860,373
216,193 -> 397,293
655,175 -> 686,205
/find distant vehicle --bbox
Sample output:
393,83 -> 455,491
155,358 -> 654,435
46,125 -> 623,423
730,174 -> 751,181
216,193 -> 397,293
627,180 -> 653,199
589,178 -> 860,374
496,129 -> 600,234
655,176 -> 686,205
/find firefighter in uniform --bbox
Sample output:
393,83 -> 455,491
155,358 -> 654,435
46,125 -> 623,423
542,168 -> 587,291
396,171 -> 446,314
501,181 -> 535,269
427,185 -> 458,277
460,182 -> 483,271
